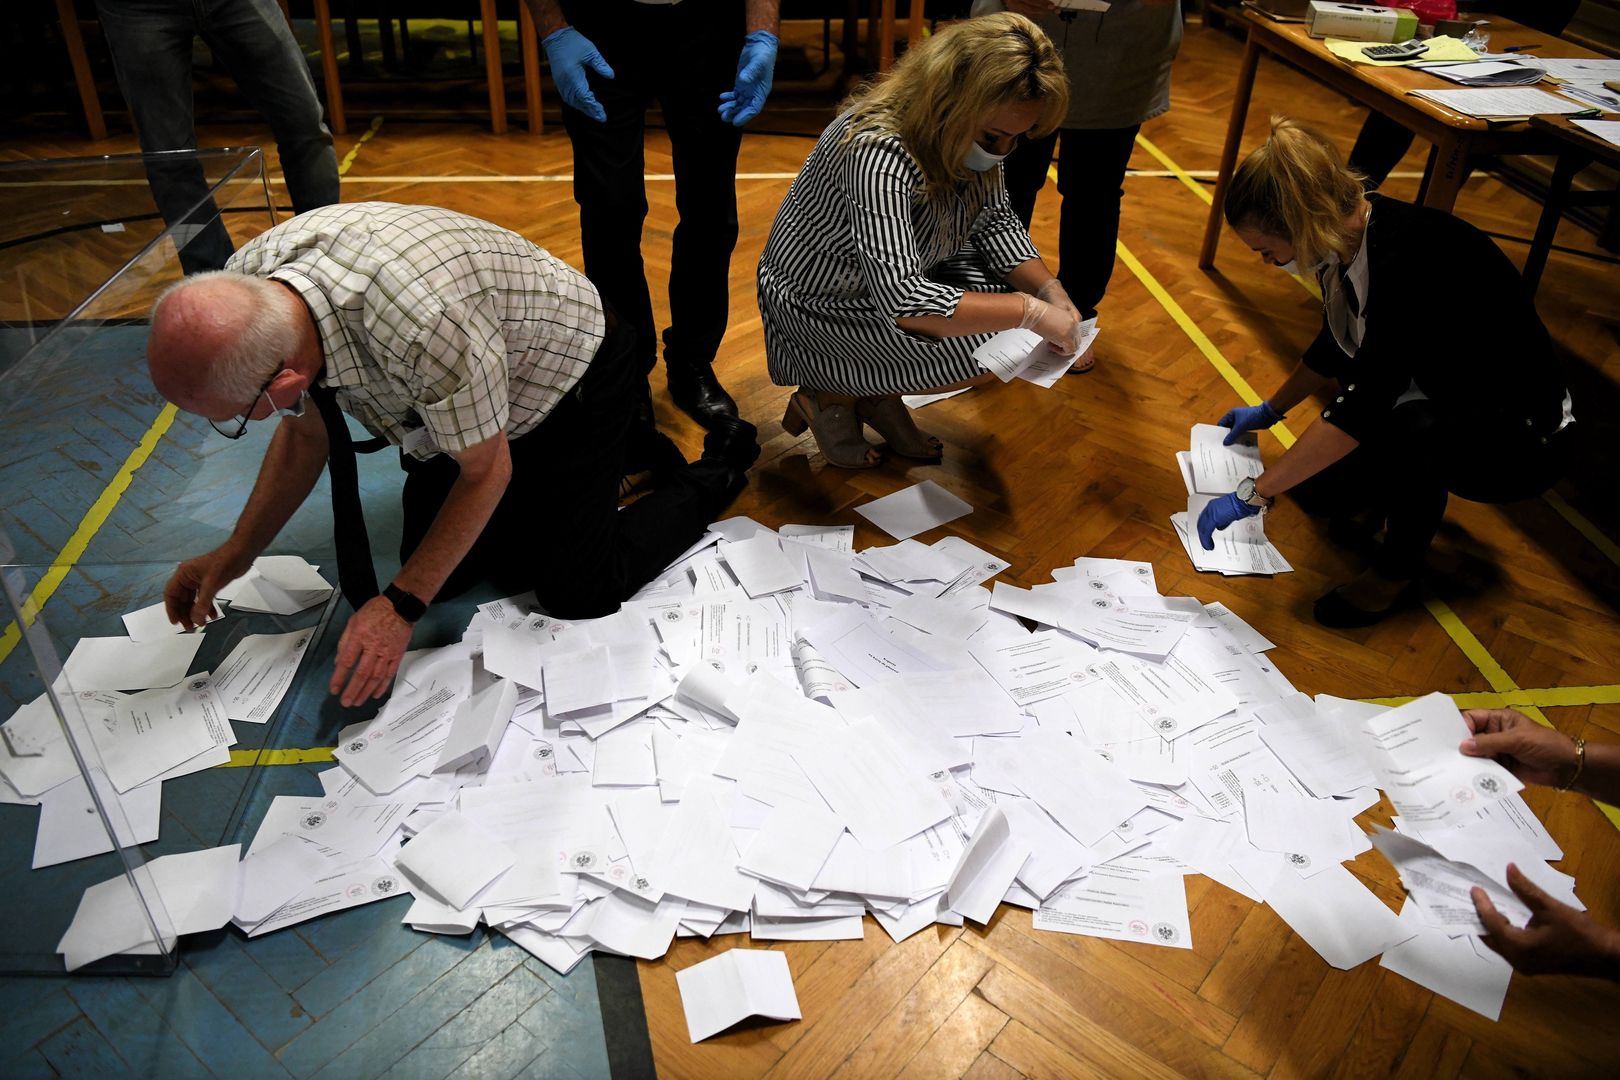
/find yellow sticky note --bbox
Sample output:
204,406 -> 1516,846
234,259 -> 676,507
1326,36 -> 1483,67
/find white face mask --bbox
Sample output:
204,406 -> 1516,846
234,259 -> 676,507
1276,257 -> 1324,277
964,141 -> 1009,172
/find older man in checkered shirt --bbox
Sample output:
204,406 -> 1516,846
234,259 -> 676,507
146,202 -> 758,706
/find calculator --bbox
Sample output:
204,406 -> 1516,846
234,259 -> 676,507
1362,40 -> 1430,61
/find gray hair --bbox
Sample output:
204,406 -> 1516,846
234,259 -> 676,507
152,271 -> 301,404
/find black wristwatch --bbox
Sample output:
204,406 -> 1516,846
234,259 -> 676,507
1235,476 -> 1275,511
383,583 -> 428,623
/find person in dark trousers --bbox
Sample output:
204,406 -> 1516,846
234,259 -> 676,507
95,0 -> 340,273
524,0 -> 780,438
983,0 -> 1182,371
147,204 -> 758,708
1199,119 -> 1574,628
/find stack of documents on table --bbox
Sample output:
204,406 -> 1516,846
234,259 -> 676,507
1535,57 -> 1620,113
31,517 -> 1580,1024
1171,424 -> 1293,575
1408,86 -> 1592,119
971,319 -> 1100,389
1414,58 -> 1546,87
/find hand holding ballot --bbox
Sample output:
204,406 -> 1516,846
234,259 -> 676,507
1218,400 -> 1284,446
1460,708 -> 1594,792
1197,493 -> 1261,551
1472,863 -> 1620,981
165,541 -> 254,630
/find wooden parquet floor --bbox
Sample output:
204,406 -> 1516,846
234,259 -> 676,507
6,15 -> 1620,1078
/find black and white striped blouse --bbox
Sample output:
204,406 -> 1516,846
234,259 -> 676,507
757,111 -> 1042,397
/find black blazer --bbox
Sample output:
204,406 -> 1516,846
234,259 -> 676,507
1300,196 -> 1567,444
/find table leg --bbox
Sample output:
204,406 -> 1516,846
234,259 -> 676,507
907,0 -> 925,52
54,0 -> 107,141
312,0 -> 347,136
1420,132 -> 1469,212
1200,33 -> 1260,270
481,0 -> 507,134
879,0 -> 896,73
1522,149 -> 1585,296
519,1 -> 542,135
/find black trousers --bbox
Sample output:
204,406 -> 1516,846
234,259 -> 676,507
559,0 -> 744,377
1291,400 -> 1573,579
398,313 -> 745,618
1002,125 -> 1141,320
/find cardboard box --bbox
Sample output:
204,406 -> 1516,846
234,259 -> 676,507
1305,2 -> 1418,42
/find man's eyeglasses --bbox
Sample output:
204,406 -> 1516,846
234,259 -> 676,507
210,373 -> 307,439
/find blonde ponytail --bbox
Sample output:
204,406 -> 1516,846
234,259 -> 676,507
1224,117 -> 1366,267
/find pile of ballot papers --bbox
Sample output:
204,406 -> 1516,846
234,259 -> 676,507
19,495 -> 1575,1023
1174,424 -> 1293,575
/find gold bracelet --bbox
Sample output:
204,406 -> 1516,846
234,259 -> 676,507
1559,736 -> 1587,792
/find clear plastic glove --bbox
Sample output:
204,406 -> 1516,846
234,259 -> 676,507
1197,492 -> 1260,550
1019,294 -> 1080,354
542,27 -> 615,124
718,31 -> 778,126
1217,400 -> 1283,445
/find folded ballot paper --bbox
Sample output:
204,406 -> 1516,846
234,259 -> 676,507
1173,425 -> 1292,575
34,511 -> 1575,1025
972,320 -> 1100,388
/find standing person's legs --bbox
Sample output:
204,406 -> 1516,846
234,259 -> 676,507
1347,111 -> 1414,192
1002,130 -> 1059,231
559,4 -> 657,378
654,0 -> 745,428
95,0 -> 235,273
200,0 -> 339,213
1053,125 -> 1139,319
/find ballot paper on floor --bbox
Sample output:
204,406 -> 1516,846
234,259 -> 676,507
676,948 -> 802,1042
58,635 -> 205,693
739,803 -> 845,892
242,853 -> 406,936
1380,899 -> 1512,1021
1034,861 -> 1192,949
945,808 -> 1032,925
968,628 -> 1098,707
57,845 -> 241,971
98,677 -> 232,793
121,600 -> 219,643
1261,863 -> 1413,970
216,555 -> 333,614
1257,694 -> 1377,798
719,534 -> 802,598
33,770 -> 162,869
212,629 -> 313,723
333,683 -> 462,794
1203,602 -> 1276,653
1058,594 -> 1196,659
779,523 -> 854,551
1188,423 -> 1263,493
236,836 -> 329,924
435,679 -> 519,773
1359,692 -> 1523,828
854,480 -> 972,540
1369,826 -> 1531,935
800,608 -> 950,688
394,809 -> 516,909
795,720 -> 953,850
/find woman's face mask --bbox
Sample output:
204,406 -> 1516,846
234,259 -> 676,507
964,141 -> 1010,173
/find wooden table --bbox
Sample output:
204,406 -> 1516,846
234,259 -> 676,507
1522,114 -> 1620,292
1199,8 -> 1609,268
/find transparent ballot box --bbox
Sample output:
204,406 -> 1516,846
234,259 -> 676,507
0,150 -> 347,974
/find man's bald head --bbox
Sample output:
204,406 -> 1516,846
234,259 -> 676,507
148,271 -> 303,418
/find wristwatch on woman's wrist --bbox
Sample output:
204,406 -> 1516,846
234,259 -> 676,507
383,583 -> 427,623
1236,476 -> 1274,511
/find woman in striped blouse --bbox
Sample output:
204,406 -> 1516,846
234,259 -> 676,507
757,13 -> 1076,468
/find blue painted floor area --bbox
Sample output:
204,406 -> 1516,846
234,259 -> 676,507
0,325 -> 614,1075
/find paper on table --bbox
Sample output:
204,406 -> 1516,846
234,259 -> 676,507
1326,34 -> 1482,66
676,948 -> 802,1042
394,809 -> 516,909
1261,862 -> 1412,969
853,480 -> 973,540
1033,861 -> 1191,948
1409,86 -> 1590,118
1358,692 -> 1523,827
1572,118 -> 1620,147
1380,899 -> 1512,1021
212,630 -> 313,723
58,635 -> 205,693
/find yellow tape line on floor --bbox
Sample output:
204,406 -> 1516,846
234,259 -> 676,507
223,747 -> 336,768
0,404 -> 179,669
339,116 -> 385,176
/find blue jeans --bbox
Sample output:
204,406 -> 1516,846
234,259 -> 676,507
95,0 -> 339,272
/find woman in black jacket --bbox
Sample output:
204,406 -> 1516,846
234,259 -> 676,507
1197,118 -> 1574,628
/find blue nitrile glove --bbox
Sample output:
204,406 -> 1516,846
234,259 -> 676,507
542,27 -> 614,124
1217,400 -> 1284,446
718,31 -> 778,126
1197,492 -> 1260,550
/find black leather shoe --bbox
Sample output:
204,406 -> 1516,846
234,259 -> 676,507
700,415 -> 761,474
1313,579 -> 1419,629
667,363 -> 739,430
